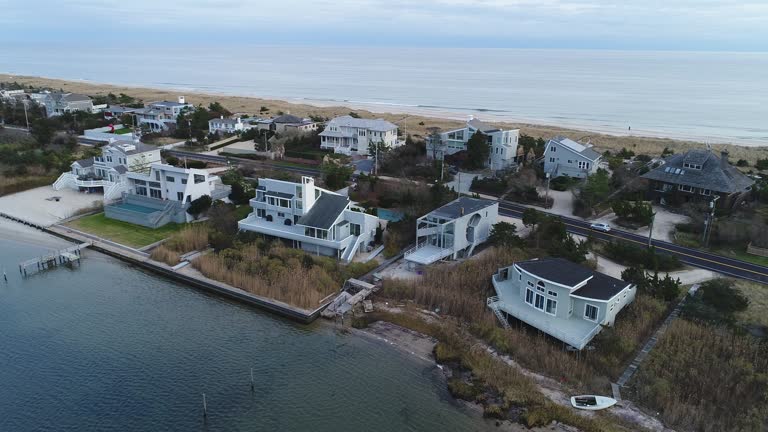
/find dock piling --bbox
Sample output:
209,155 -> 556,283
250,368 -> 255,392
202,393 -> 208,418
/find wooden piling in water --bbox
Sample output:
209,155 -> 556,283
202,393 -> 208,418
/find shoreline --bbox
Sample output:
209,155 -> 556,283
4,74 -> 768,163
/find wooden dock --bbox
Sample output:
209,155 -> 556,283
19,242 -> 91,276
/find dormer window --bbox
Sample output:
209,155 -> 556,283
682,163 -> 702,170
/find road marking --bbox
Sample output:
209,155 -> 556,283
498,206 -> 768,279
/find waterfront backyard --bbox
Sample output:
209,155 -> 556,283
65,213 -> 186,248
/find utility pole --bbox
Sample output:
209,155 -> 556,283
703,196 -> 719,248
648,212 -> 655,248
22,100 -> 30,130
544,173 -> 551,202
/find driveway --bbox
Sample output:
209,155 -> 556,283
447,172 -> 483,195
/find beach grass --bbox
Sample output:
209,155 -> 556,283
66,212 -> 185,248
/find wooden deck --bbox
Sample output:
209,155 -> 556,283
19,242 -> 91,276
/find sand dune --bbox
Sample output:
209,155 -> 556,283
4,73 -> 767,163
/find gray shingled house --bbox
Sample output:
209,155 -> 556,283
542,136 -> 602,179
641,149 -> 754,209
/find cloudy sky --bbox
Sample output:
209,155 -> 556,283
2,0 -> 766,50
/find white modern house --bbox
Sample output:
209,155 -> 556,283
488,258 -> 636,350
404,197 -> 498,265
42,93 -> 94,117
238,176 -> 380,262
104,163 -> 229,228
208,116 -> 255,135
426,118 -> 520,171
133,96 -> 194,133
54,140 -> 162,201
542,136 -> 602,179
319,115 -> 400,156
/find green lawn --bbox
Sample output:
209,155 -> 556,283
113,127 -> 132,135
66,213 -> 185,248
234,204 -> 253,220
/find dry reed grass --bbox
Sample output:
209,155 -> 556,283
149,224 -> 210,266
634,319 -> 768,431
192,242 -> 340,310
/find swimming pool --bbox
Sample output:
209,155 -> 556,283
112,203 -> 158,214
377,208 -> 404,222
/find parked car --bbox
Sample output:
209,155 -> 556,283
589,222 -> 611,232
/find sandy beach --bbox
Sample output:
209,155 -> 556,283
4,73 -> 768,164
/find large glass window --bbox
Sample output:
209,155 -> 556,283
546,299 -> 557,315
166,176 -> 175,183
194,174 -> 205,184
525,289 -> 534,305
136,186 -> 147,196
534,294 -> 545,310
150,189 -> 162,199
585,304 -> 599,322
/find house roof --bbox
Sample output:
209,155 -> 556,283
641,149 -> 754,194
112,165 -> 128,174
428,196 -> 496,220
515,258 -> 594,286
52,93 -> 91,104
573,272 -> 629,300
272,114 -> 306,124
150,100 -> 189,108
72,157 -> 94,168
549,136 -> 601,161
325,115 -> 397,132
209,117 -> 239,125
467,118 -> 500,134
265,190 -> 294,199
297,193 -> 350,229
105,141 -> 157,155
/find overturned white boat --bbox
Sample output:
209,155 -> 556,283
570,395 -> 617,411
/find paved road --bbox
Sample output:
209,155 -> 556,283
499,201 -> 768,284
167,150 -> 322,177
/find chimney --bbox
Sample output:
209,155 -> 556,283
460,207 -> 465,216
721,150 -> 730,168
178,96 -> 185,104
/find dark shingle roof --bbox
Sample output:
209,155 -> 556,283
428,197 -> 496,219
641,149 -> 754,194
572,272 -> 629,300
272,114 -> 305,124
515,258 -> 593,286
73,157 -> 94,168
113,165 -> 128,174
297,193 -> 349,229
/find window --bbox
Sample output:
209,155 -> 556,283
136,186 -> 147,196
257,209 -> 265,218
578,161 -> 590,170
134,180 -> 146,186
584,304 -> 599,322
150,189 -> 162,199
547,290 -> 558,297
701,189 -> 711,196
177,192 -> 184,201
679,184 -> 692,192
350,223 -> 361,236
155,171 -> 160,181
278,212 -> 284,217
518,270 -> 522,281
525,289 -> 534,305
534,294 -> 545,310
181,178 -> 187,185
527,281 -> 534,288
549,157 -> 555,163
106,156 -> 113,162
536,281 -> 545,293
149,181 -> 161,188
546,298 -> 557,315
550,146 -> 556,152
194,174 -> 205,184
166,176 -> 175,183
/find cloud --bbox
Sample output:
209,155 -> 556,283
0,0 -> 766,50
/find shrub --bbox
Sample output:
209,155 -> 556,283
187,195 -> 212,219
603,241 -> 681,272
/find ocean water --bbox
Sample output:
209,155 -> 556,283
0,233 -> 493,431
2,44 -> 767,145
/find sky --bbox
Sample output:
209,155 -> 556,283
1,0 -> 767,51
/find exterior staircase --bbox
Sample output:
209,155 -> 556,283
487,296 -> 511,329
52,173 -> 77,190
103,180 -> 130,201
341,235 -> 362,263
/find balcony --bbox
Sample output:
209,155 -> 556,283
238,215 -> 354,250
